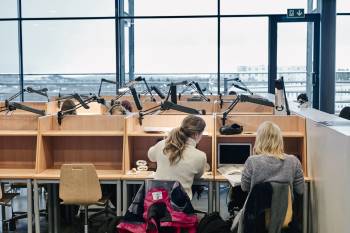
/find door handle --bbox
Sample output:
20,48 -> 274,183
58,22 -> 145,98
312,72 -> 318,86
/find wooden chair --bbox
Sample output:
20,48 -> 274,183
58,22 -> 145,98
59,164 -> 102,233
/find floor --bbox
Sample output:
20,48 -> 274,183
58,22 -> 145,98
1,184 -> 231,233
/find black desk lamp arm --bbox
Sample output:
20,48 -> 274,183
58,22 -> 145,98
57,95 -> 98,125
221,96 -> 240,126
6,102 -> 46,115
138,104 -> 163,125
98,78 -> 117,97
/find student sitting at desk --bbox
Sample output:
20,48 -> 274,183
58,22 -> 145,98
148,115 -> 207,199
241,121 -> 304,194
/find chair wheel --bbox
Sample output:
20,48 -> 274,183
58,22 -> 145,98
9,219 -> 16,231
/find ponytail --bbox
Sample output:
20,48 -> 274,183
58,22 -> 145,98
163,127 -> 189,165
163,115 -> 206,165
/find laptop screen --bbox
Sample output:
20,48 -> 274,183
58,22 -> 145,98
218,143 -> 251,166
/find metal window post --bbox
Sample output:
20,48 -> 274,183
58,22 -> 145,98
17,0 -> 24,101
319,0 -> 337,113
128,0 -> 135,82
268,16 -> 277,94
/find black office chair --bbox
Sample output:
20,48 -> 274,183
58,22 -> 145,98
0,184 -> 20,231
339,106 -> 350,120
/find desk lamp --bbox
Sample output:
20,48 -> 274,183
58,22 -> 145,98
56,92 -> 93,108
138,84 -> 206,125
0,87 -> 48,115
219,78 -> 253,108
178,81 -> 211,102
98,78 -> 118,97
57,93 -> 105,125
221,94 -> 274,125
275,76 -> 290,115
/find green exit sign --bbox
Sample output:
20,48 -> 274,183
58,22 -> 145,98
287,9 -> 305,18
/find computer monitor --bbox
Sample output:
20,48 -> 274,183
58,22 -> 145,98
218,143 -> 252,166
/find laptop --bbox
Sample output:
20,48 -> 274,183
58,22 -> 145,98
217,143 -> 252,174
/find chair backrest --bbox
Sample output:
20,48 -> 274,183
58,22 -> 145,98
265,185 -> 293,228
59,163 -> 102,205
145,180 -> 177,193
240,182 -> 292,233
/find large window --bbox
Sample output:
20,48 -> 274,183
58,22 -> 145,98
337,1 -> 350,13
129,18 -> 217,93
221,18 -> 268,94
221,0 -> 307,15
277,23 -> 308,102
0,22 -> 20,100
128,0 -> 216,16
336,16 -> 350,113
1,0 -> 331,108
0,0 -> 17,18
22,20 -> 116,100
22,0 -> 115,17
23,20 -> 116,74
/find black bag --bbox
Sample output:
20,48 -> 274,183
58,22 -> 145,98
227,186 -> 248,217
197,212 -> 232,233
97,215 -> 123,233
219,123 -> 243,135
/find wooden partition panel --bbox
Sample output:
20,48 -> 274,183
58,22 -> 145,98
41,136 -> 123,170
215,115 -> 307,173
103,95 -> 219,103
0,115 -> 38,131
0,102 -> 47,115
47,115 -> 124,132
127,114 -> 214,134
216,115 -> 305,133
46,101 -> 104,115
126,135 -> 213,172
159,101 -> 214,115
214,100 -> 274,114
125,115 -> 215,174
0,136 -> 37,169
127,136 -> 163,171
0,115 -> 38,172
101,95 -> 215,114
37,115 -> 126,174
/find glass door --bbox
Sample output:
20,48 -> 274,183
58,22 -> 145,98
268,14 -> 320,109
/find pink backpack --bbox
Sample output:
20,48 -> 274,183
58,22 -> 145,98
117,181 -> 198,233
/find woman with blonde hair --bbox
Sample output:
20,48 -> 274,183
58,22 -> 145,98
241,121 -> 304,194
148,115 -> 207,199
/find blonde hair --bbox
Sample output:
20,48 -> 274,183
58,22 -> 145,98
253,121 -> 285,160
163,115 -> 206,165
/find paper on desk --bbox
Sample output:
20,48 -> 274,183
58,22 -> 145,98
218,166 -> 242,187
223,173 -> 242,187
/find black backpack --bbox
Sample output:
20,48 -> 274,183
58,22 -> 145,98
97,215 -> 123,233
197,212 -> 232,233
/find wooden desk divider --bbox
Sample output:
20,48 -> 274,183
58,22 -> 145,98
0,115 -> 38,176
46,101 -> 104,115
36,115 -> 126,179
215,114 -> 307,173
159,101 -> 214,115
124,114 -> 216,177
0,101 -> 48,115
214,99 -> 274,115
104,95 -> 215,114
